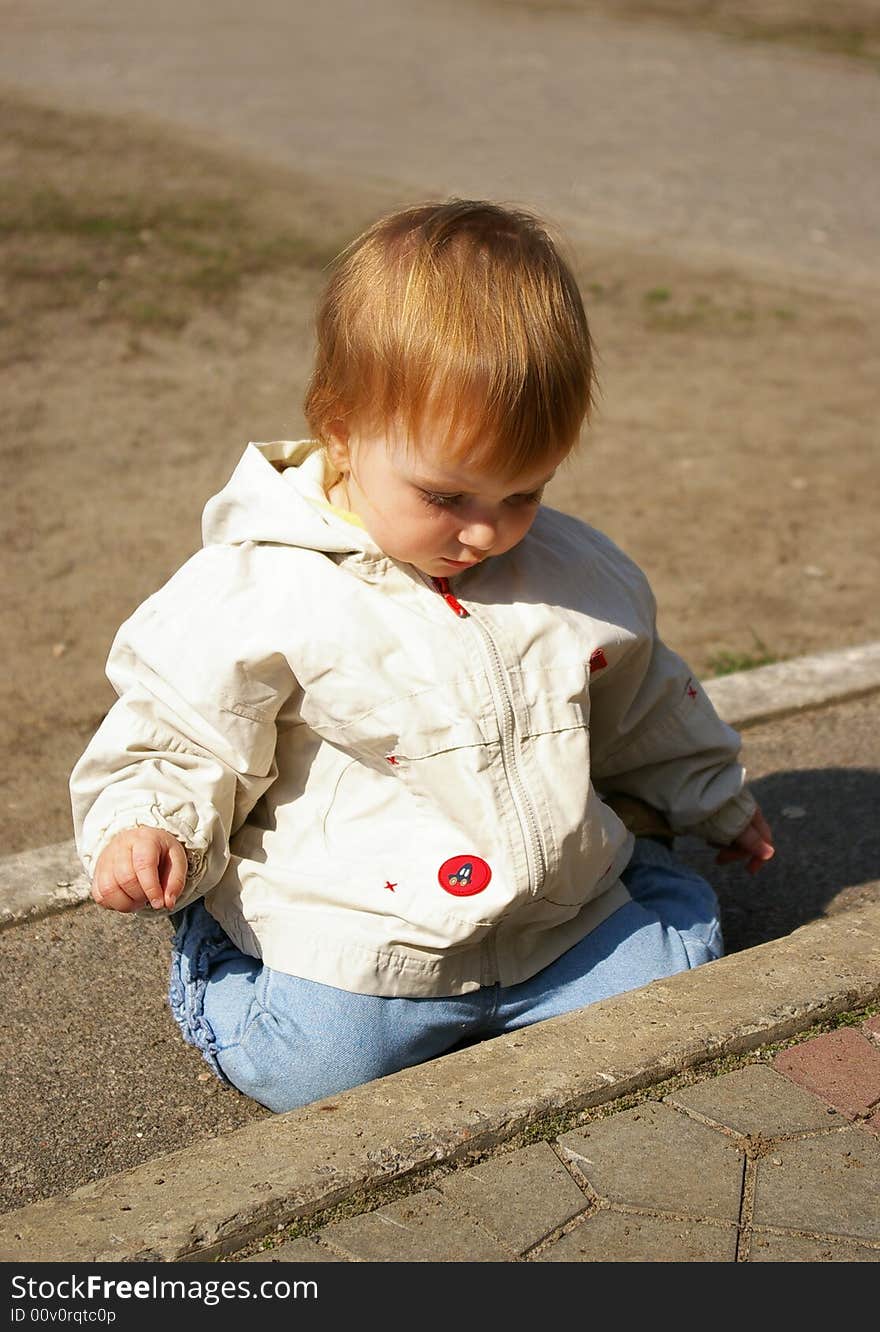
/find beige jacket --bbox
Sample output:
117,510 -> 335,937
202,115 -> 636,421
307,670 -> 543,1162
70,440 -> 756,997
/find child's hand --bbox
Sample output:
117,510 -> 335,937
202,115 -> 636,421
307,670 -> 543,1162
91,827 -> 188,913
714,806 -> 775,875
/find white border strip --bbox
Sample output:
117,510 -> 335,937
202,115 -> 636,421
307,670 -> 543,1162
0,840 -> 90,929
704,641 -> 880,729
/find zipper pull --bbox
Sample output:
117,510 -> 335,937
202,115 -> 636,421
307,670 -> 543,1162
431,576 -> 469,618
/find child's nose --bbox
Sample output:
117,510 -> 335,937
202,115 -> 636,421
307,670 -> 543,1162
458,516 -> 497,551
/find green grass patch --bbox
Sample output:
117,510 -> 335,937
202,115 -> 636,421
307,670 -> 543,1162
635,286 -> 770,335
1,184 -> 339,324
706,634 -> 778,677
0,98 -> 354,340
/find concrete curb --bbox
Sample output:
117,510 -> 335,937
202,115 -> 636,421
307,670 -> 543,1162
702,641 -> 880,729
2,641 -> 879,934
1,900 -> 878,1262
0,840 -> 89,931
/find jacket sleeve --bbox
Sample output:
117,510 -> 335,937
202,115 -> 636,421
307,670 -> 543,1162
588,582 -> 756,846
69,546 -> 300,912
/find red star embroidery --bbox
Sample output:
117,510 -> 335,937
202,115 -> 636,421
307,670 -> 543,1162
687,681 -> 698,700
386,755 -> 400,766
384,881 -> 397,892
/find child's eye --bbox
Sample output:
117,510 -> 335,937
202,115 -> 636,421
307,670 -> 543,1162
419,490 -> 462,509
418,486 -> 544,510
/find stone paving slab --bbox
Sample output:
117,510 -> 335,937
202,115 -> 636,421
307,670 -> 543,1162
751,1129 -> 880,1241
314,1189 -> 513,1263
536,1209 -> 739,1263
748,1232 -> 880,1262
262,1047 -> 880,1264
558,1103 -> 745,1221
666,1064 -> 846,1137
246,1028 -> 880,1263
436,1142 -> 587,1256
772,1028 -> 880,1120
246,1235 -> 342,1262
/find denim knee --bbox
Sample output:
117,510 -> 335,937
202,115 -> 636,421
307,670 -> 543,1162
212,979 -> 483,1113
621,836 -> 723,962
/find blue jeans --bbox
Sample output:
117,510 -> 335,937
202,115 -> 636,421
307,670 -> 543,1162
168,839 -> 722,1113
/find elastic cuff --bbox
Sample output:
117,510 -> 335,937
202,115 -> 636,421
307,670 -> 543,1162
82,808 -> 209,890
679,787 -> 757,846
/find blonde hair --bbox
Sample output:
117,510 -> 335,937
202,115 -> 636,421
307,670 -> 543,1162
304,199 -> 595,475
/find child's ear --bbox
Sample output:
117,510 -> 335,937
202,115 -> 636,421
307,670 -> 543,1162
325,421 -> 351,473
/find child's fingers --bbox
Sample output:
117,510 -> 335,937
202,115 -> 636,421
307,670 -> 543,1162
111,840 -> 153,908
742,822 -> 775,873
746,845 -> 774,874
715,820 -> 775,873
161,838 -> 189,910
131,836 -> 168,910
92,831 -> 163,911
750,807 -> 774,847
92,849 -> 147,912
91,874 -> 125,910
91,828 -> 188,912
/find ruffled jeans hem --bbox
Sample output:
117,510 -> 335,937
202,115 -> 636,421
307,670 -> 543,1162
167,903 -> 236,1085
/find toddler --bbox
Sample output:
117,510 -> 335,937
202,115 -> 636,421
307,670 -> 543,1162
71,199 -> 774,1113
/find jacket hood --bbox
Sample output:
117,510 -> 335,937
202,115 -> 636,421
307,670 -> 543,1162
201,440 -> 381,556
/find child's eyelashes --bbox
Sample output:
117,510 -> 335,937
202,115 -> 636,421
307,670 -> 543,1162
419,490 -> 461,509
417,488 -> 545,510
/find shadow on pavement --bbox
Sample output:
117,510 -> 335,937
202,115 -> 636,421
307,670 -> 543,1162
680,766 -> 880,953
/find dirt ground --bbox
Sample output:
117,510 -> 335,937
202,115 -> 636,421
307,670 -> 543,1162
2,90 -> 878,857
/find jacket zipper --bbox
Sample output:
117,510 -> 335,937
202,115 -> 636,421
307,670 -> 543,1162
431,576 -> 469,617
430,576 -> 547,898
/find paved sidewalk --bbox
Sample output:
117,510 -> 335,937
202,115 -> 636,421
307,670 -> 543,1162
0,646 -> 877,1263
244,1021 -> 880,1263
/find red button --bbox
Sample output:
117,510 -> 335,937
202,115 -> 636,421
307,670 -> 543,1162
438,855 -> 492,896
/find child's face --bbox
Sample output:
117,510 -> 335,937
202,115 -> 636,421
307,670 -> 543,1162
327,417 -> 566,579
